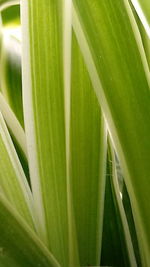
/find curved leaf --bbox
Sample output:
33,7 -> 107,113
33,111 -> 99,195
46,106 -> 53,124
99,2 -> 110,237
0,193 -> 60,267
72,0 -> 150,265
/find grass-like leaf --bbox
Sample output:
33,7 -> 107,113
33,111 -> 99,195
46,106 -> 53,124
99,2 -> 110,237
70,32 -> 107,266
130,0 -> 150,38
130,2 -> 150,68
101,156 -> 127,267
0,93 -> 27,157
73,0 -> 150,265
109,140 -> 137,267
0,0 -> 149,266
21,0 -> 79,265
1,35 -> 23,126
122,182 -> 142,266
0,192 -> 60,267
0,111 -> 34,229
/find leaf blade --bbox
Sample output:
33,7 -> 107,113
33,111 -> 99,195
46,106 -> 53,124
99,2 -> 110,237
0,111 -> 34,229
72,0 -> 150,265
21,0 -> 79,265
70,32 -> 107,266
0,192 -> 60,267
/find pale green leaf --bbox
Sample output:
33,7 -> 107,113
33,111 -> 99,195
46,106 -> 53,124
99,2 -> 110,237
72,0 -> 150,265
70,32 -> 107,266
0,111 -> 34,230
0,92 -> 29,181
0,192 -> 60,267
122,182 -> 142,266
21,0 -> 79,265
63,1 -> 79,265
130,1 -> 150,68
0,93 -> 27,157
109,140 -> 137,267
129,0 -> 150,38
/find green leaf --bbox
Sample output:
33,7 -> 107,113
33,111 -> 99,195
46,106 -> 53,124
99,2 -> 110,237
0,93 -> 26,157
10,132 -> 30,185
108,141 -> 137,267
130,2 -> 150,68
0,111 -> 34,230
0,192 -> 60,267
130,0 -> 150,38
1,35 -> 23,126
101,155 -> 126,267
0,92 -> 29,182
139,24 -> 150,68
63,1 -> 79,265
70,32 -> 107,266
72,0 -> 150,265
21,0 -> 79,266
1,4 -> 20,26
122,182 -> 142,266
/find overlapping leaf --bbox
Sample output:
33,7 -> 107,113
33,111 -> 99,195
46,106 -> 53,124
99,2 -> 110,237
0,193 -> 60,267
21,0 -> 79,265
73,0 -> 150,265
70,33 -> 107,266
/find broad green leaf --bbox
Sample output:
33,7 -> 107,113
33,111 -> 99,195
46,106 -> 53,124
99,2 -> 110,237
70,33 -> 107,266
1,34 -> 23,126
0,192 -> 60,267
21,0 -> 79,266
0,111 -> 34,230
72,0 -> 150,265
63,1 -> 79,266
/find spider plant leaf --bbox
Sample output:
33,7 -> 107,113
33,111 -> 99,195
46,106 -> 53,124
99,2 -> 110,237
10,132 -> 30,185
0,193 -> 60,267
122,182 -> 142,267
63,1 -> 80,265
108,141 -> 137,267
1,35 -> 23,126
101,155 -> 126,267
129,0 -> 150,38
0,111 -> 34,230
139,24 -> 150,68
0,30 -> 28,178
130,2 -> 150,68
0,93 -> 26,157
72,0 -> 150,265
21,0 -> 79,265
0,93 -> 29,181
70,32 -> 107,266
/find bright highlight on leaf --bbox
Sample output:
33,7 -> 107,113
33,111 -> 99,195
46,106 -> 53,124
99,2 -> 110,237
130,0 -> 150,38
